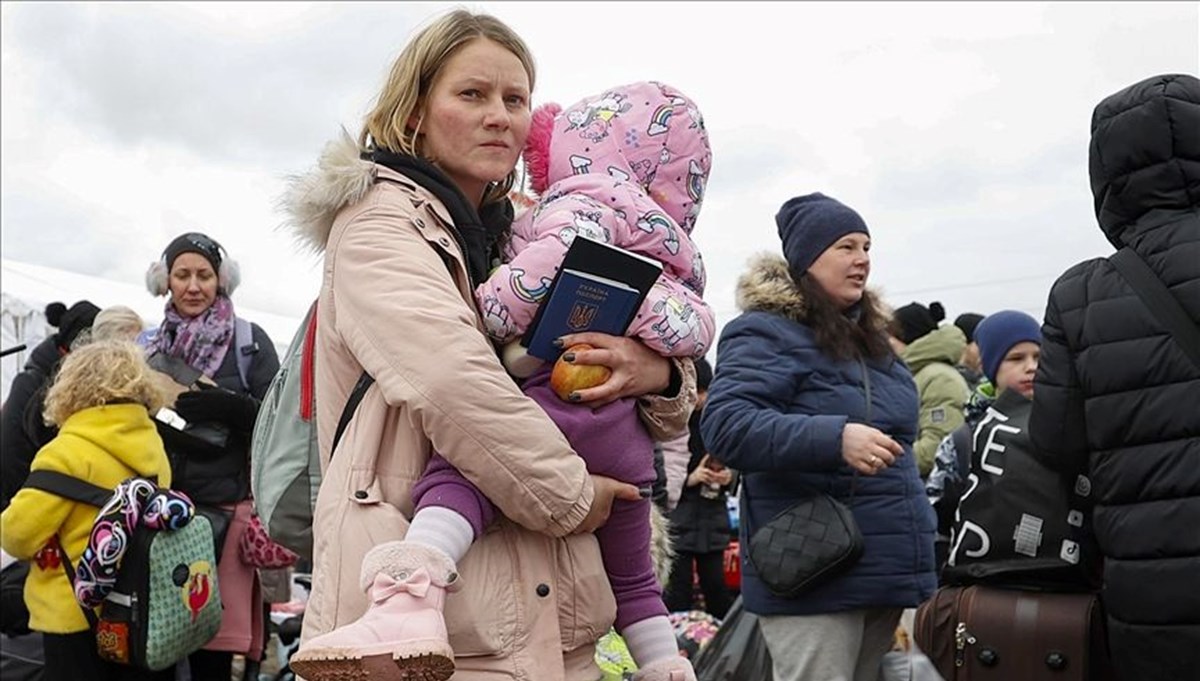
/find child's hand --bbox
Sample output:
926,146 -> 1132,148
554,332 -> 670,406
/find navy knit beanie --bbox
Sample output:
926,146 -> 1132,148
775,193 -> 870,275
975,310 -> 1042,384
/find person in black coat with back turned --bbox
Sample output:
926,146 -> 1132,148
0,300 -> 99,511
663,357 -> 735,619
1029,73 -> 1200,681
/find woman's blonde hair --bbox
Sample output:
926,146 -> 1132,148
360,9 -> 536,205
91,305 -> 146,343
43,340 -> 166,426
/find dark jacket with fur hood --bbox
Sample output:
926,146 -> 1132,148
700,254 -> 936,616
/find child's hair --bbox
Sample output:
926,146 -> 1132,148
43,339 -> 166,426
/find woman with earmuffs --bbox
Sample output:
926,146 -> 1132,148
143,232 -> 280,680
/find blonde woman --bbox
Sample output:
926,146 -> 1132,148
0,340 -> 173,681
283,8 -> 696,681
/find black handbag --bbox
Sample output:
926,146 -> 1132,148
746,485 -> 864,598
744,361 -> 875,598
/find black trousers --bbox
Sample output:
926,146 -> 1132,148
663,549 -> 734,620
188,649 -> 234,681
41,631 -> 173,681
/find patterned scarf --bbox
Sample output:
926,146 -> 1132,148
149,295 -> 236,378
73,478 -> 195,608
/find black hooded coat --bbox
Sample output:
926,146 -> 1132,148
1029,74 -> 1200,681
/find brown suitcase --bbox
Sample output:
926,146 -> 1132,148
914,585 -> 1112,680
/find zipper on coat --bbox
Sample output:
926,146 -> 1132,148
954,587 -> 977,670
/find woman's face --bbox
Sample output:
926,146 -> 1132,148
994,341 -> 1040,399
418,38 -> 531,206
807,233 -> 871,310
168,252 -> 219,318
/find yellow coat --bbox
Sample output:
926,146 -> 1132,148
0,403 -> 171,634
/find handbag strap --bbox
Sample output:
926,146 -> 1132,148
1109,247 -> 1200,370
741,358 -> 873,514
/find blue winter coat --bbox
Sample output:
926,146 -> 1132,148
700,254 -> 936,616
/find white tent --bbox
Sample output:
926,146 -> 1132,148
1,257 -> 301,404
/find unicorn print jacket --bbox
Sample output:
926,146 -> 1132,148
477,81 -> 716,358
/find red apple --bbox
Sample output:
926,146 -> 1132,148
549,344 -> 612,401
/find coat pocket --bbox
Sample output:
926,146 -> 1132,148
443,527 -> 517,657
557,534 -> 617,651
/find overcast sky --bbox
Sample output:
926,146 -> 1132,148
2,1 -> 1198,349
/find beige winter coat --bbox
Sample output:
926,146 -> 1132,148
284,132 -> 695,680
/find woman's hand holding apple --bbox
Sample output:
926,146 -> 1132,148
553,332 -> 671,406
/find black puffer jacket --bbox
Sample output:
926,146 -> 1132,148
1029,74 -> 1200,681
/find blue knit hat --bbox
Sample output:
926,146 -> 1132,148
975,310 -> 1042,384
775,193 -> 870,275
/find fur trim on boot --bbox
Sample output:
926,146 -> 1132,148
359,541 -> 462,592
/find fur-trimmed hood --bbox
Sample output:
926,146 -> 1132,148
279,129 -> 377,254
735,252 -> 888,326
735,253 -> 809,321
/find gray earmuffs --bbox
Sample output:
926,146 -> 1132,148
145,232 -> 241,297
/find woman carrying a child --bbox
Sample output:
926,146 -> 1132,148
0,340 -> 174,681
281,9 -> 698,681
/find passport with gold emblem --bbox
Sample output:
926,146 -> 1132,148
523,236 -> 663,361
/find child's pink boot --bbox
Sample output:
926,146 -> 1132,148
289,542 -> 460,681
632,656 -> 698,681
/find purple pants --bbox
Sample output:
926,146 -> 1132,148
412,365 -> 665,631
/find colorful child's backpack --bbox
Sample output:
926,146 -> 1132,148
249,301 -> 373,561
24,470 -> 221,671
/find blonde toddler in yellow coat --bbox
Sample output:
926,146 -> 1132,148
0,339 -> 173,681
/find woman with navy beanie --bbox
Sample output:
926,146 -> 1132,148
701,193 -> 935,681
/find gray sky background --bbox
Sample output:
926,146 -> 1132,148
3,1 -> 1198,350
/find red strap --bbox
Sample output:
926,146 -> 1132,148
299,302 -> 319,422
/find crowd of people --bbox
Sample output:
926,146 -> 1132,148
0,8 -> 1196,681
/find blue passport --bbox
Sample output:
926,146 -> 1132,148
522,237 -> 664,361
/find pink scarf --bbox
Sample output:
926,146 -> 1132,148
149,295 -> 236,378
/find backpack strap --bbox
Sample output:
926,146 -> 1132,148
22,470 -> 109,630
331,373 -> 375,458
234,317 -> 258,393
24,470 -> 113,508
1110,247 -> 1200,370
